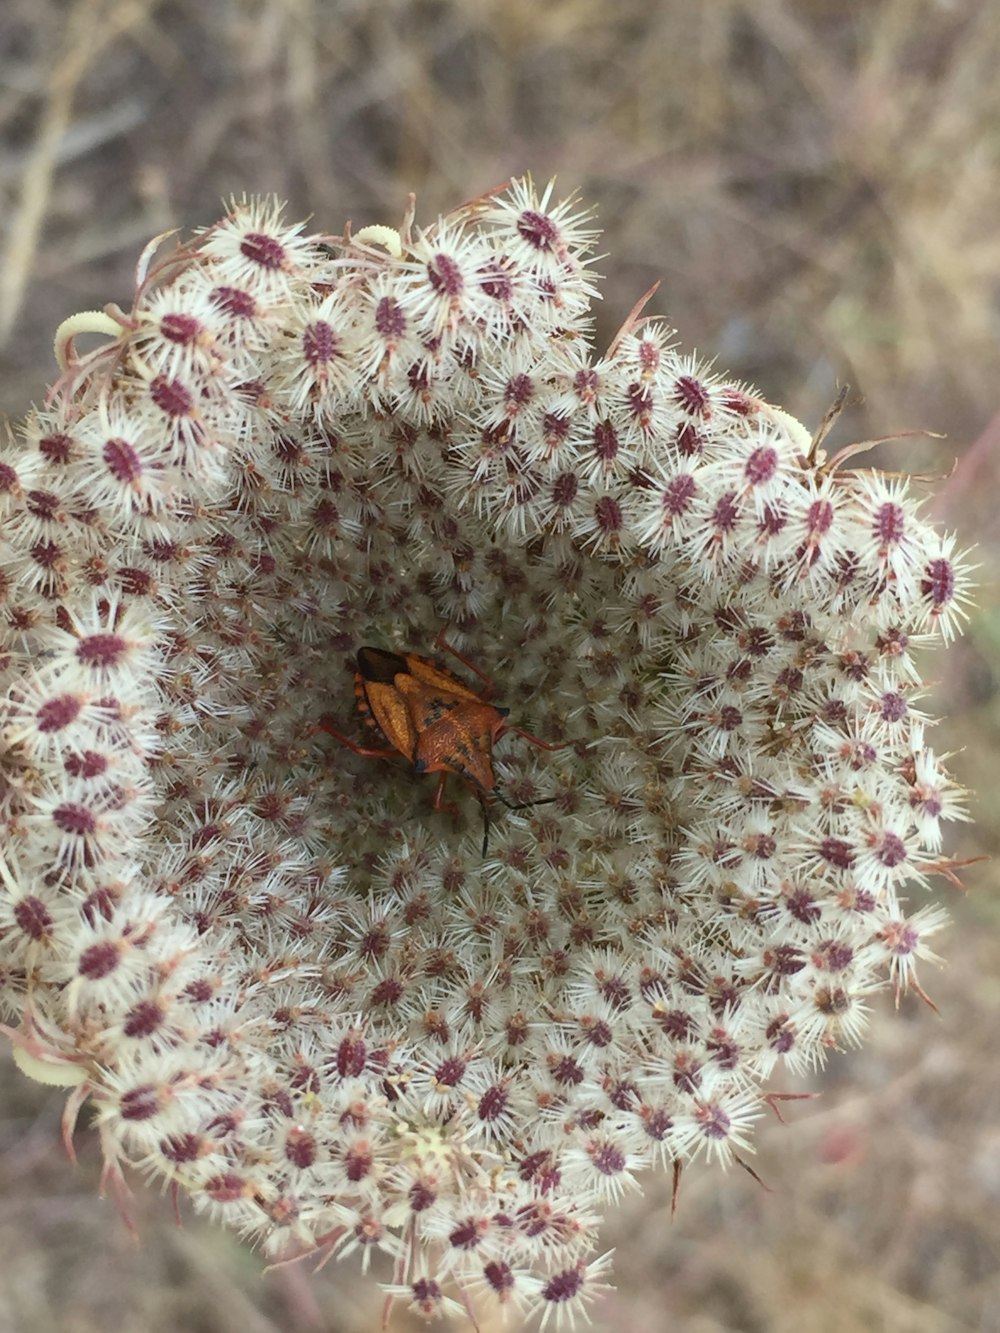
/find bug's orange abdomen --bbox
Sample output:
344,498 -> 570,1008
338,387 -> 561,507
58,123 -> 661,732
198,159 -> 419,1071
354,646 -> 422,761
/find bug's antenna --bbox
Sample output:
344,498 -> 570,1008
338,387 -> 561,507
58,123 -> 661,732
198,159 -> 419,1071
496,794 -> 559,813
493,793 -> 559,855
478,791 -> 559,857
479,793 -> 491,858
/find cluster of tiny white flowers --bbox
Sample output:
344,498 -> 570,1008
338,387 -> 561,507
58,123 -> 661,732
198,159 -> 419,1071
0,178 -> 971,1326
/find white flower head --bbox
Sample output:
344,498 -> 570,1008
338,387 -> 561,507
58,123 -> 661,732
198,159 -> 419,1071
0,177 -> 973,1326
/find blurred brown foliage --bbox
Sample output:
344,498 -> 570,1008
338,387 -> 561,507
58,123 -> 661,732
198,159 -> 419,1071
2,2 -> 999,1329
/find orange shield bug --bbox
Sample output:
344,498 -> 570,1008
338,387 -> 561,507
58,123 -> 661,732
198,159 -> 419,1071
315,632 -> 568,854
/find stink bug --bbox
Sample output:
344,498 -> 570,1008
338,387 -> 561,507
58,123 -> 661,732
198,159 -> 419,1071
315,632 -> 567,854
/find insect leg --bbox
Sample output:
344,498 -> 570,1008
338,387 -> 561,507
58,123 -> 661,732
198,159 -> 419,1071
433,629 -> 497,699
429,772 -> 461,821
310,719 -> 399,761
503,724 -> 573,752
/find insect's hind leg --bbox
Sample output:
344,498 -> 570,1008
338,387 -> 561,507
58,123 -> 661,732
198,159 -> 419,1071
310,718 -> 399,760
432,629 -> 497,699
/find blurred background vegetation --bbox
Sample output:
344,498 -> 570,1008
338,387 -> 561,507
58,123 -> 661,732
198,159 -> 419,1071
1,1 -> 998,1329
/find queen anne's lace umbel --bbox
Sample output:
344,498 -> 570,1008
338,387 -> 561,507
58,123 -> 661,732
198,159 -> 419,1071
0,179 -> 971,1326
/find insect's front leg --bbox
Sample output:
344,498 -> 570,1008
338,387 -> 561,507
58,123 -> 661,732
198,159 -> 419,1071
429,772 -> 461,821
504,723 -> 573,753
